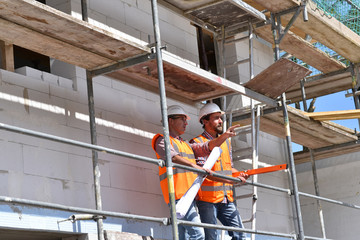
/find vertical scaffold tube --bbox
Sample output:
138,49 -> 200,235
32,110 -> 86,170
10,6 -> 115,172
82,2 -> 103,239
150,1 -> 179,239
271,13 -> 305,240
86,72 -> 104,240
250,101 -> 259,240
350,63 -> 360,130
249,21 -> 254,80
309,150 -> 327,238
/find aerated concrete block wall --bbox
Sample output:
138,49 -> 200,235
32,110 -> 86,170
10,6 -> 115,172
296,152 -> 360,240
233,132 -> 294,235
0,0 -> 296,239
0,0 -> 201,238
225,31 -> 274,110
71,0 -> 199,64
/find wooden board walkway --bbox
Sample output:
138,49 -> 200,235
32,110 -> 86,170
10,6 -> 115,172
294,142 -> 360,164
244,58 -> 311,98
286,70 -> 353,103
304,109 -> 360,121
0,0 -> 275,105
250,0 -> 360,63
254,25 -> 346,74
233,106 -> 357,149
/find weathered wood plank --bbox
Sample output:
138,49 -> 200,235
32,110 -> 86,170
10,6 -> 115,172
0,0 -> 149,62
251,0 -> 300,12
304,109 -> 360,121
0,41 -> 14,72
255,25 -> 346,73
106,51 -> 277,105
0,0 -> 276,106
0,17 -> 113,70
251,0 -> 360,63
106,59 -> 234,103
286,71 -> 352,102
234,106 -> 356,149
294,142 -> 360,164
244,58 -> 311,99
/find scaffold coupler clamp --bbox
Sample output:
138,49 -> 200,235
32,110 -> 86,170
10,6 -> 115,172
301,0 -> 308,22
252,194 -> 258,201
150,44 -> 167,54
57,214 -> 106,223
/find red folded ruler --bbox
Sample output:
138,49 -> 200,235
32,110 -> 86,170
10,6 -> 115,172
232,164 -> 288,177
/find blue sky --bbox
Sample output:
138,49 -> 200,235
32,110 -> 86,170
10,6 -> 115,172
291,90 -> 359,152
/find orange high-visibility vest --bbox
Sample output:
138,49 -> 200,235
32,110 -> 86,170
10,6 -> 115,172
151,133 -> 198,204
192,135 -> 233,203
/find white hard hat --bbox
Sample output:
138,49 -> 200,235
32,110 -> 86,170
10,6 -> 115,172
167,105 -> 190,120
199,103 -> 224,123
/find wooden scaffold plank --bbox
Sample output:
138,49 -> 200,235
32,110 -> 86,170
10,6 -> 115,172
255,25 -> 346,74
234,106 -> 357,149
250,0 -> 360,63
304,109 -> 360,121
244,58 -> 311,99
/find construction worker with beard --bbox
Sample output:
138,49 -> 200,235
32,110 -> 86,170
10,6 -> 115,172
152,105 -> 240,240
190,103 -> 249,240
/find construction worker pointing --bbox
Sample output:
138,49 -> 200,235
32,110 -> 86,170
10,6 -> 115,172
190,102 -> 249,240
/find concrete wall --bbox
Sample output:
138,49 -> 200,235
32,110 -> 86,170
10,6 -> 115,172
233,132 -> 295,237
0,0 -> 297,239
296,152 -> 360,240
225,32 -> 274,110
71,0 -> 199,64
0,1 -> 201,238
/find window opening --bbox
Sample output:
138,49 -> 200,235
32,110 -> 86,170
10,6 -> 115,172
196,26 -> 218,75
13,45 -> 50,73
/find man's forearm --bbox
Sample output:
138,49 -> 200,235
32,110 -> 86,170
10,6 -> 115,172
208,134 -> 228,150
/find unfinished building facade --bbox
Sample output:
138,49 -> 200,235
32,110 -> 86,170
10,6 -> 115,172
0,0 -> 359,239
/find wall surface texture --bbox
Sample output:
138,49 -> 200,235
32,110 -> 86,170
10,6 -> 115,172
0,0 -> 302,239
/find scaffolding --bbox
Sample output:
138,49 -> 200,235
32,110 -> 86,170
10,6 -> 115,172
0,0 -> 360,240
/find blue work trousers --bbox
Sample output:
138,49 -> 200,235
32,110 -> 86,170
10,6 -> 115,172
197,200 -> 246,240
175,200 -> 205,240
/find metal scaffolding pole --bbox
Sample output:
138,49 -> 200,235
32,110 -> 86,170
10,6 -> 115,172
309,150 -> 327,238
1,121 -> 360,240
220,26 -> 227,132
178,219 -> 296,239
250,101 -> 259,240
249,29 -> 257,240
81,0 -> 88,22
350,63 -> 360,130
0,195 -> 168,225
150,0 -> 179,239
249,21 -> 254,80
300,79 -> 308,111
271,12 -> 305,240
81,2 -> 103,239
86,72 -> 104,240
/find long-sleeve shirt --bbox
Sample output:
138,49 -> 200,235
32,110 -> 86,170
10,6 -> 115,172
190,130 -> 234,168
154,133 -> 210,160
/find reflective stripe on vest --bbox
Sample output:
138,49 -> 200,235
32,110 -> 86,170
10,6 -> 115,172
159,167 -> 193,181
201,185 -> 233,192
151,133 -> 197,204
192,134 -> 234,203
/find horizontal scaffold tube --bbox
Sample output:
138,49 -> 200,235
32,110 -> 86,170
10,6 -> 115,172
173,163 -> 291,194
0,122 -> 359,219
0,195 -> 168,225
299,191 -> 360,210
178,219 -> 296,239
0,122 -> 163,167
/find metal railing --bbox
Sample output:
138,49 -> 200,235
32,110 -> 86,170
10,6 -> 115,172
1,121 -> 360,239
